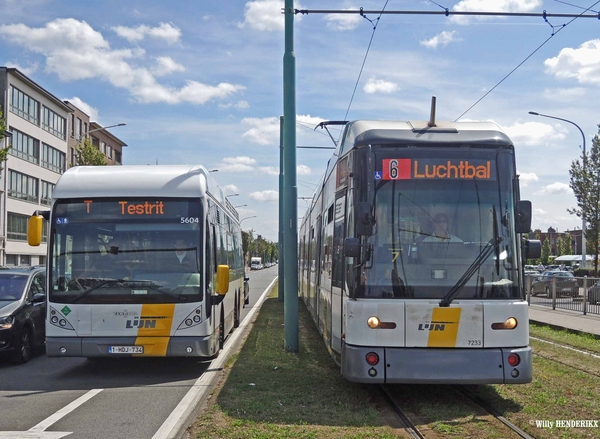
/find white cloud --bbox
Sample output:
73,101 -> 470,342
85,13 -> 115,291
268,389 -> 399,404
152,56 -> 185,77
4,60 -> 38,76
242,116 -> 280,145
239,0 -> 285,32
218,156 -> 257,172
544,39 -> 600,86
535,182 -> 573,196
111,22 -> 181,44
259,166 -> 279,176
324,11 -> 361,31
242,114 -> 324,145
363,78 -> 398,94
504,121 -> 567,146
517,171 -> 538,187
450,0 -> 542,24
297,164 -> 311,176
420,31 -> 459,49
0,19 -> 244,105
219,100 -> 250,109
64,97 -> 100,122
222,184 -> 239,194
250,190 -> 279,201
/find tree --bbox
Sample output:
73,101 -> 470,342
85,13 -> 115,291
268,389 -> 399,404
556,235 -> 564,257
72,138 -> 107,166
541,238 -> 551,265
561,233 -> 573,256
0,109 -> 11,170
569,125 -> 600,273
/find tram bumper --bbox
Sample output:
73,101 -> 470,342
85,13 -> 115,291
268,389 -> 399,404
341,343 -> 532,384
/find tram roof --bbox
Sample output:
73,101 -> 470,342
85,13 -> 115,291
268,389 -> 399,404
338,119 -> 512,154
52,165 -> 225,203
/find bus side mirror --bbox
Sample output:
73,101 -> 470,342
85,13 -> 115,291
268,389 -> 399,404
516,200 -> 532,233
525,239 -> 541,260
28,215 -> 44,247
216,265 -> 229,295
344,237 -> 360,257
355,202 -> 374,236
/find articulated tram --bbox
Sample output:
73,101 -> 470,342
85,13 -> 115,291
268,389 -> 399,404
299,113 -> 541,384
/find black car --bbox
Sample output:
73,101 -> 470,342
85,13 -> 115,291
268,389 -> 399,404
0,267 -> 46,363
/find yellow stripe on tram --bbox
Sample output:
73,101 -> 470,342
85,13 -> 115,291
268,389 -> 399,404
134,303 -> 176,356
427,307 -> 462,348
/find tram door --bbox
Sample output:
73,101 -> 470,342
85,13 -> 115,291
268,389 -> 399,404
331,191 -> 346,353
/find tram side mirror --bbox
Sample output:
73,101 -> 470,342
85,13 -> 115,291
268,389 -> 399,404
344,237 -> 361,257
525,239 -> 542,260
516,200 -> 532,233
355,202 -> 374,235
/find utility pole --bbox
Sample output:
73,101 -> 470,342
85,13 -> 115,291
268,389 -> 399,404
283,0 -> 298,352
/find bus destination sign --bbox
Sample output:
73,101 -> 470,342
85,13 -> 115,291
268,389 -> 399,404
380,159 -> 494,181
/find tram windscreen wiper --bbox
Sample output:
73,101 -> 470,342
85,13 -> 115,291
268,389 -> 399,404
438,236 -> 503,307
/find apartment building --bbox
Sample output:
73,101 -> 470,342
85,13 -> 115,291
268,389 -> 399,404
0,67 -> 126,267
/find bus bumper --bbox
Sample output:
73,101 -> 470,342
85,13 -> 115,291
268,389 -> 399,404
46,336 -> 216,357
341,343 -> 532,384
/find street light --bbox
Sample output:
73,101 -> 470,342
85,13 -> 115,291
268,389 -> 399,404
209,169 -> 219,173
226,193 -> 239,198
81,122 -> 127,141
234,204 -> 247,208
240,216 -> 256,223
529,111 -> 587,267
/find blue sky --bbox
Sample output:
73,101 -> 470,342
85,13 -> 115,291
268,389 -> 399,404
1,0 -> 599,242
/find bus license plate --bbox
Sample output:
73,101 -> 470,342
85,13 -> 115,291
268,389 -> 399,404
108,346 -> 144,354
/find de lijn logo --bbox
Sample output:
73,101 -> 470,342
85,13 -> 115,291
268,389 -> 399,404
126,316 -> 161,329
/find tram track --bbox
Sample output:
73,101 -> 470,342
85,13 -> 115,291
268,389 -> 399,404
378,384 -> 536,439
452,385 -> 535,439
378,385 -> 426,439
530,335 -> 600,378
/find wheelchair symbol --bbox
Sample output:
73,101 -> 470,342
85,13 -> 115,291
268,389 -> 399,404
374,171 -> 382,180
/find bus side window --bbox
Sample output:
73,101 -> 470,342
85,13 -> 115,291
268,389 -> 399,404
205,222 -> 214,316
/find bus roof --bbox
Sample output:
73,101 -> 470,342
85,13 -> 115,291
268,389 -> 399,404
52,165 -> 221,201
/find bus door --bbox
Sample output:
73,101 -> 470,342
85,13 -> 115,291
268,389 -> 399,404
331,190 -> 347,354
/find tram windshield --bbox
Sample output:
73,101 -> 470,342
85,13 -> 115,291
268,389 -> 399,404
360,147 -> 519,300
48,198 -> 203,304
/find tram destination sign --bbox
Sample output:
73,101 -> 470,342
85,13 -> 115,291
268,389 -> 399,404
379,158 -> 495,181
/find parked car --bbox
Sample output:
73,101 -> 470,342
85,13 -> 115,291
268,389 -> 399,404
0,267 -> 46,364
530,270 -> 579,297
588,281 -> 600,305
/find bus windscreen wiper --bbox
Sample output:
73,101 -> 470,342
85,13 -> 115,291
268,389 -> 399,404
438,236 -> 503,307
72,279 -> 127,303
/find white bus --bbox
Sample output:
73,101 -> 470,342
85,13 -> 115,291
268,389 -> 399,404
28,165 -> 246,358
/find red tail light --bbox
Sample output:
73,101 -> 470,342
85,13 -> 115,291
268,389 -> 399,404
366,352 -> 379,366
508,353 -> 520,367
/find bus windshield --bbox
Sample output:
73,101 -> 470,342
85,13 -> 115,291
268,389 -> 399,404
360,147 -> 519,300
49,198 -> 203,304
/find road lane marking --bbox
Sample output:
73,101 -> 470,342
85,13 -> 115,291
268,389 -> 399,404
28,389 -> 103,433
152,277 -> 277,439
0,389 -> 103,439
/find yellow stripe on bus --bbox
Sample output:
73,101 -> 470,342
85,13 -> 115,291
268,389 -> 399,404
134,303 -> 176,356
427,307 -> 461,347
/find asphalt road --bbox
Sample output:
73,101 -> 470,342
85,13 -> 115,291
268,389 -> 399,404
0,265 -> 278,439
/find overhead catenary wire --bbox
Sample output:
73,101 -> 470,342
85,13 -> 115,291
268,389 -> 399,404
342,1 -> 390,123
455,0 -> 600,121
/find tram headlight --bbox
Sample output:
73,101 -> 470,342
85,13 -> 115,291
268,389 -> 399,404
367,316 -> 380,329
491,317 -> 518,330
